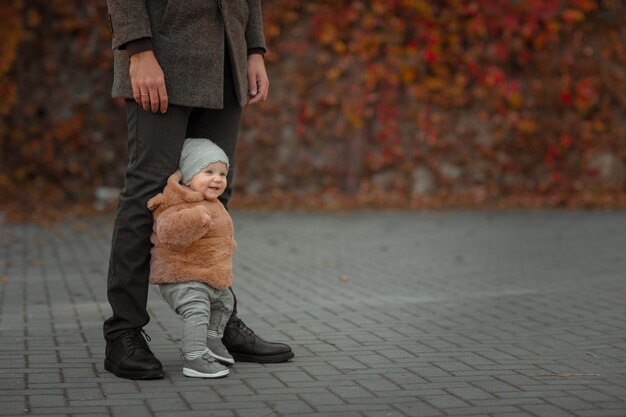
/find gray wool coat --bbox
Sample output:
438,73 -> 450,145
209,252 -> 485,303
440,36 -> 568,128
107,0 -> 266,109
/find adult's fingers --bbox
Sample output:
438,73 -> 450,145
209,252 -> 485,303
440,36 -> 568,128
248,72 -> 258,98
248,91 -> 262,105
150,90 -> 160,113
140,91 -> 151,111
249,78 -> 269,105
132,84 -> 142,105
157,84 -> 168,113
260,78 -> 269,100
138,84 -> 165,112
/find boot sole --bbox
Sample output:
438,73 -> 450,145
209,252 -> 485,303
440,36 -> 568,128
231,350 -> 294,363
104,359 -> 164,380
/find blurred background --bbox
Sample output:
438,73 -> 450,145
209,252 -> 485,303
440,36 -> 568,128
1,0 -> 625,222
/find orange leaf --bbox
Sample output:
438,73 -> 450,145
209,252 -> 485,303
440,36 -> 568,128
562,9 -> 585,23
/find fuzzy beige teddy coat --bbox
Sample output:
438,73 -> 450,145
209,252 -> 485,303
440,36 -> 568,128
147,171 -> 236,289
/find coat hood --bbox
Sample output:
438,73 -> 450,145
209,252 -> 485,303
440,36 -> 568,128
147,170 -> 204,212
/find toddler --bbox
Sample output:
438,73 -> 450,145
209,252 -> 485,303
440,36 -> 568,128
147,138 -> 237,378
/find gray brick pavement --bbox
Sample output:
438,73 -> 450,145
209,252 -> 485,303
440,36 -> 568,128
1,211 -> 626,416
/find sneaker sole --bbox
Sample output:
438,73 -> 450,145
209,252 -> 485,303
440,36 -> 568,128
206,350 -> 235,366
104,359 -> 164,380
183,367 -> 229,378
231,350 -> 295,363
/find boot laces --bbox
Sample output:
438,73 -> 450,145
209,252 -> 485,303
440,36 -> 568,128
122,328 -> 151,352
233,318 -> 255,337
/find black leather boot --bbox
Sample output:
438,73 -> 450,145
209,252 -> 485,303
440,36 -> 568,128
222,314 -> 294,363
104,329 -> 164,380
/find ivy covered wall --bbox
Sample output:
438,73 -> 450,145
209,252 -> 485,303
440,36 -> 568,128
1,0 -> 625,220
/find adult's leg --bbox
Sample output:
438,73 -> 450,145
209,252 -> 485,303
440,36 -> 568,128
104,102 -> 192,342
103,102 -> 193,380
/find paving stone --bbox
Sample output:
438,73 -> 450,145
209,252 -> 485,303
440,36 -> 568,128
569,388 -> 622,402
471,380 -> 521,393
576,410 -> 626,417
520,404 -> 578,417
27,394 -> 67,407
235,407 -> 280,417
294,413 -> 363,417
72,414 -> 113,417
145,396 -> 190,412
471,397 -> 546,408
179,389 -> 222,404
447,386 -> 496,401
272,370 -> 316,383
445,405 -> 522,415
28,406 -> 109,415
362,410 -> 409,417
422,394 -> 470,409
391,400 -> 445,416
543,395 -> 597,411
298,390 -> 346,406
328,384 -> 375,399
109,405 -> 156,417
263,399 -> 316,414
2,402 -> 28,415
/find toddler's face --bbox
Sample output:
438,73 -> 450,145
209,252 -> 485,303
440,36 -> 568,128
186,161 -> 228,200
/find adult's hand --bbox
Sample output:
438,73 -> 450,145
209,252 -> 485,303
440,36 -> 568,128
129,50 -> 168,113
247,54 -> 269,105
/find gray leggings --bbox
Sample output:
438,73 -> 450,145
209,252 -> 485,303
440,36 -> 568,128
159,281 -> 234,354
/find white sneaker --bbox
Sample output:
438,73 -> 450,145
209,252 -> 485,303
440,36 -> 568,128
182,351 -> 229,378
206,337 -> 235,365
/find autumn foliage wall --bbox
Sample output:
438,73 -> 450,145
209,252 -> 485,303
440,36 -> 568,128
1,0 -> 625,217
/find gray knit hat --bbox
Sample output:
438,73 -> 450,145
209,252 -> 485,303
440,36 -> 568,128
179,138 -> 229,184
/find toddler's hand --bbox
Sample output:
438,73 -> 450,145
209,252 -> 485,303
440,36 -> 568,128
194,205 -> 213,227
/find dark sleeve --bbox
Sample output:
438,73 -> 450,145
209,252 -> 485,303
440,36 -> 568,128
107,0 -> 152,50
245,0 -> 267,51
125,37 -> 153,56
247,47 -> 266,56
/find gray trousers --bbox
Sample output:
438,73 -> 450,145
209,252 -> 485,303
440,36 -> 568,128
159,281 -> 234,354
103,57 -> 242,342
